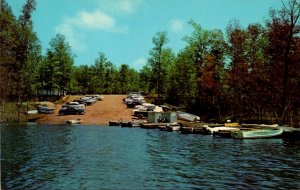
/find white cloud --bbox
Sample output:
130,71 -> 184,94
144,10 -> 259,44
63,10 -> 128,32
170,19 -> 184,32
54,9 -> 128,53
71,10 -> 115,30
97,0 -> 142,14
133,57 -> 146,70
115,0 -> 141,13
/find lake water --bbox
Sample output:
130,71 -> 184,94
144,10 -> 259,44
1,124 -> 300,190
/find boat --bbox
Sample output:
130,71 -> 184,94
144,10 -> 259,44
109,121 -> 121,126
26,110 -> 38,114
176,111 -> 200,122
241,124 -> 279,129
120,121 -> 141,127
224,122 -> 240,127
213,130 -> 234,138
66,119 -> 82,125
203,125 -> 239,135
231,128 -> 283,139
37,105 -> 54,114
166,124 -> 181,131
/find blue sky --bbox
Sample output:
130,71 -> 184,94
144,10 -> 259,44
9,0 -> 283,70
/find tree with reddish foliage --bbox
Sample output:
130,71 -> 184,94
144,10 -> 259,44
266,0 -> 300,124
183,20 -> 226,120
225,20 -> 249,120
244,24 -> 271,122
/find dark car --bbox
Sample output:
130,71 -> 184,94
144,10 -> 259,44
59,106 -> 85,115
73,99 -> 88,106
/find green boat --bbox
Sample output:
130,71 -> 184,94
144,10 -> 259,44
231,128 -> 283,139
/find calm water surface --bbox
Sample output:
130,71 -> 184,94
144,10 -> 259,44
1,124 -> 300,190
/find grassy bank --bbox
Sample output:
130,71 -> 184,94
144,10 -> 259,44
0,102 -> 38,123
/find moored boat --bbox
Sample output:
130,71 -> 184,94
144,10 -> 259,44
37,105 -> 54,114
203,125 -> 240,135
241,123 -> 279,129
66,119 -> 82,125
224,122 -> 240,127
109,121 -> 121,126
166,124 -> 181,131
176,111 -> 200,122
26,110 -> 38,114
213,130 -> 234,138
231,128 -> 283,139
120,121 -> 141,127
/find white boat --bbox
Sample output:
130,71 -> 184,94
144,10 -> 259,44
176,111 -> 200,122
203,125 -> 239,134
37,105 -> 54,114
66,119 -> 82,125
26,110 -> 38,114
232,128 -> 283,139
166,124 -> 181,131
241,124 -> 279,129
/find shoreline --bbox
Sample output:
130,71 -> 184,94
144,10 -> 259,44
27,95 -> 133,126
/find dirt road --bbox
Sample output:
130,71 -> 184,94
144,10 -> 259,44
37,95 -> 133,125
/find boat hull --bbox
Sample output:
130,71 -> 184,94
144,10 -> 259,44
232,128 -> 283,139
66,119 -> 82,125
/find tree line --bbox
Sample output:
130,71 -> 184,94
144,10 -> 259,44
1,0 -> 299,125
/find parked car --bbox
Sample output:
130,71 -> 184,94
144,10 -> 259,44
62,102 -> 85,110
73,99 -> 88,106
59,106 -> 85,115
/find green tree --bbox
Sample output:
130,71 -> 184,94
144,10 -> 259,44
0,0 -> 20,101
139,65 -> 152,94
91,52 -> 111,94
183,21 -> 226,119
0,0 -> 41,121
148,31 -> 169,99
119,64 -> 131,94
0,0 -> 40,101
103,61 -> 118,94
50,34 -> 74,95
38,34 -> 73,97
166,47 -> 197,107
72,65 -> 93,94
16,0 -> 39,101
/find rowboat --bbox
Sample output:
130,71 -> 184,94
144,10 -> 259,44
176,111 -> 200,122
120,121 -> 141,127
26,110 -> 38,114
203,125 -> 240,135
241,124 -> 279,129
231,128 -> 283,139
66,119 -> 82,125
224,122 -> 240,127
166,124 -> 181,131
109,121 -> 121,126
37,105 -> 54,114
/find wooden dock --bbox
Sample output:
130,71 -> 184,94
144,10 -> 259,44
280,126 -> 300,138
141,123 -> 181,130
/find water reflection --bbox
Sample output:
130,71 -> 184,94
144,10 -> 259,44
1,124 -> 300,190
